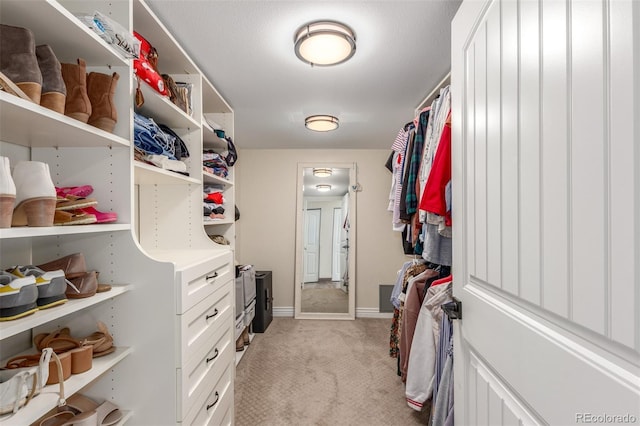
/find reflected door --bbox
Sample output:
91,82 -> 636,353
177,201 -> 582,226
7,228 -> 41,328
331,208 -> 342,281
303,208 -> 320,283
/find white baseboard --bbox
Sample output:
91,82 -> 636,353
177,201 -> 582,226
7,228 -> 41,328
356,308 -> 394,318
272,307 -> 393,319
273,306 -> 294,317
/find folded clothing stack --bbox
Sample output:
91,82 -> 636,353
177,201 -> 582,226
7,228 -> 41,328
204,185 -> 225,220
134,112 -> 190,174
203,150 -> 228,179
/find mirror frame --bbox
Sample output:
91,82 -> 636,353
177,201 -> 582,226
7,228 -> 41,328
294,162 -> 356,320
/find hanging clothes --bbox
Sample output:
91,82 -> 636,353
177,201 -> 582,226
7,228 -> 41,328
389,261 -> 426,357
404,279 -> 452,411
399,268 -> 439,382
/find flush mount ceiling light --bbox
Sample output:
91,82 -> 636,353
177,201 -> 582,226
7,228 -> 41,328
294,20 -> 356,66
313,168 -> 333,177
316,184 -> 332,192
305,115 -> 339,132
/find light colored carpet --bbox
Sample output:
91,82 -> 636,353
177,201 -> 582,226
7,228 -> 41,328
301,288 -> 348,313
234,318 -> 430,425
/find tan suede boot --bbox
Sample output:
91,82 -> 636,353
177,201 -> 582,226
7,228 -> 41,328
36,45 -> 66,114
87,71 -> 119,133
61,58 -> 91,123
0,24 -> 42,103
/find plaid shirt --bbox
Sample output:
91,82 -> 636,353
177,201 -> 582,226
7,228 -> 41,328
405,109 -> 430,214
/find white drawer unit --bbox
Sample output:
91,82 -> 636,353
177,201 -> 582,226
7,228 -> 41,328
178,281 -> 233,364
178,312 -> 233,419
176,250 -> 233,314
183,357 -> 234,425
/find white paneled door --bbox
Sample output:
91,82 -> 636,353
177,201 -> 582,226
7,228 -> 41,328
452,0 -> 639,424
303,208 -> 321,283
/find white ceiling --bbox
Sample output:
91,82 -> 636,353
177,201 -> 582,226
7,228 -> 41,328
145,0 -> 462,150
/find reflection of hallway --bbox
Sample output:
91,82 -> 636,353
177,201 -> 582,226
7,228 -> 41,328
302,279 -> 348,313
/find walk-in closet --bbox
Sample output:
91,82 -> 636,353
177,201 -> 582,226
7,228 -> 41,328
1,0 -> 637,425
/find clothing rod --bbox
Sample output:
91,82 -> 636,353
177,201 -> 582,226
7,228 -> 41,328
415,71 -> 451,113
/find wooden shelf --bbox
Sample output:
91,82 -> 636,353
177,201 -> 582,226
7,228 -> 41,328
0,224 -> 131,240
0,285 -> 132,340
0,93 -> 130,149
0,347 -> 132,426
135,83 -> 200,130
203,171 -> 233,187
203,127 -> 228,150
0,0 -> 129,67
134,162 -> 200,185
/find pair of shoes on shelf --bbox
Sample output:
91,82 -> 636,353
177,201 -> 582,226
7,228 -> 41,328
0,24 -> 120,133
34,393 -> 122,426
4,265 -> 68,310
37,252 -> 112,298
5,340 -> 94,385
54,192 -> 117,226
1,157 -> 56,228
0,271 -> 38,321
34,321 -> 116,359
62,58 -> 119,133
0,24 -> 65,112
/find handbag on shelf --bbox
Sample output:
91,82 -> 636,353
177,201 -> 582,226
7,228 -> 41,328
161,74 -> 189,114
133,31 -> 167,97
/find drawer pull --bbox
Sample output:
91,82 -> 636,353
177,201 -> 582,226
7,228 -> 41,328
206,348 -> 219,364
206,392 -> 220,410
206,272 -> 219,280
206,308 -> 219,320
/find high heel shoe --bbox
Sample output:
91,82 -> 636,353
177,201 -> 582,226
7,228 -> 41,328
11,161 -> 56,227
0,156 -> 16,228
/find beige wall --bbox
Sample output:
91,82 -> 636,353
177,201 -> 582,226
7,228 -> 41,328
235,149 -> 408,313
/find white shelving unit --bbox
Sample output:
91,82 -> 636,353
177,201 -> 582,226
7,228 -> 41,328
0,0 -> 237,424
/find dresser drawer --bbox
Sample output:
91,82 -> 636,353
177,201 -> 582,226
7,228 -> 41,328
182,349 -> 234,425
176,250 -> 233,314
178,280 -> 233,363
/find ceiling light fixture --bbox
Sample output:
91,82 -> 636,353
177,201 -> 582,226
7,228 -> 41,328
313,168 -> 333,177
294,20 -> 356,66
316,184 -> 332,192
305,115 -> 339,132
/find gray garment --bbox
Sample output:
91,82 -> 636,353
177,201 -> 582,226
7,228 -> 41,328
432,338 -> 454,426
422,223 -> 452,266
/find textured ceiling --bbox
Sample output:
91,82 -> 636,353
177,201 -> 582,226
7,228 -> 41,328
145,0 -> 462,149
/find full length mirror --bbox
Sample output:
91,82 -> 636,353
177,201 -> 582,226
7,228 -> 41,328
294,163 -> 356,319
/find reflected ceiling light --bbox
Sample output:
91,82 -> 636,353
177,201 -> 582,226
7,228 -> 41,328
313,168 -> 333,177
294,20 -> 356,66
316,184 -> 332,192
305,115 -> 339,132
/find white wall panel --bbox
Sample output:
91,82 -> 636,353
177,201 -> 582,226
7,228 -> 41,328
468,350 -> 540,426
570,0 -> 607,335
500,0 -> 519,297
474,24 -> 489,282
486,3 -> 502,288
517,0 -> 542,306
466,44 -> 477,277
608,0 -> 637,350
540,0 -> 569,318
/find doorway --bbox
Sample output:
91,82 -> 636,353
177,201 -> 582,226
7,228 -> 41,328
295,163 -> 356,319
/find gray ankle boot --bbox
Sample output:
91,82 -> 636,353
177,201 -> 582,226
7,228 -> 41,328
0,24 -> 42,104
36,45 -> 66,114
